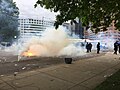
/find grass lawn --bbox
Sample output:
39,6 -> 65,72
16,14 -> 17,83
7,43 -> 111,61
94,69 -> 120,90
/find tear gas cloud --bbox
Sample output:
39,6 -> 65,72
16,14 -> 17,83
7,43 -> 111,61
5,27 -> 118,57
97,32 -> 115,50
12,26 -> 86,57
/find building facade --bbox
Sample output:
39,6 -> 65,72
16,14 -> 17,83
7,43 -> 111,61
63,20 -> 84,39
74,22 -> 84,39
18,17 -> 54,38
84,20 -> 120,41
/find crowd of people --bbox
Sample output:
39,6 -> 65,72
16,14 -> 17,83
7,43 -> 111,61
85,41 -> 120,54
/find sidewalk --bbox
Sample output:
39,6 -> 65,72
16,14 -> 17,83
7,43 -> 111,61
0,52 -> 120,90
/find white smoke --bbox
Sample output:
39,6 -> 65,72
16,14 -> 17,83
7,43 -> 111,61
97,32 -> 115,50
6,27 -> 118,57
3,26 -> 86,57
18,26 -> 86,57
58,44 -> 85,57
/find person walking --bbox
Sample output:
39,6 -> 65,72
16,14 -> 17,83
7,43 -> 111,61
114,41 -> 118,54
97,42 -> 100,54
118,41 -> 120,53
118,44 -> 120,53
86,42 -> 89,53
88,43 -> 92,52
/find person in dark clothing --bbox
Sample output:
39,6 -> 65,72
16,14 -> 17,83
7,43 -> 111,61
88,43 -> 92,52
118,44 -> 120,53
97,42 -> 100,54
86,42 -> 89,53
114,41 -> 118,54
118,41 -> 120,53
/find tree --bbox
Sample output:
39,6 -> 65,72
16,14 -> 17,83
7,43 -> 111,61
35,0 -> 120,31
0,0 -> 19,42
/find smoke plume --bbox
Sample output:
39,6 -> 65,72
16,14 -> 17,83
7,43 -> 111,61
20,27 -> 86,57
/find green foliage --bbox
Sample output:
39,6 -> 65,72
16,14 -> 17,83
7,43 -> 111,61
0,0 -> 19,42
35,0 -> 120,31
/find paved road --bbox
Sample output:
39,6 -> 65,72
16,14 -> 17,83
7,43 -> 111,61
0,51 -> 105,76
0,52 -> 119,90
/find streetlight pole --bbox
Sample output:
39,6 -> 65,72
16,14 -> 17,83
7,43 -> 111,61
14,35 -> 21,61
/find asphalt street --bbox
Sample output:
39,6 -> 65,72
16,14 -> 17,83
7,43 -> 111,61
0,51 -> 105,76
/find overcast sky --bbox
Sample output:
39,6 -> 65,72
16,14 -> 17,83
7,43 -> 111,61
13,0 -> 56,20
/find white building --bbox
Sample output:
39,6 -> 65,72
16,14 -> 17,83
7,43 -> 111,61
62,21 -> 84,38
18,17 -> 54,38
97,21 -> 120,42
85,20 -> 120,41
62,22 -> 75,36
